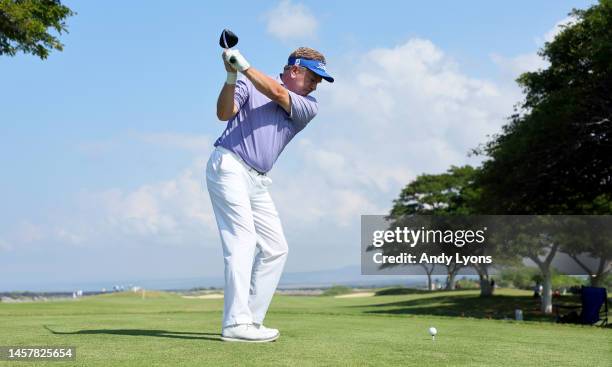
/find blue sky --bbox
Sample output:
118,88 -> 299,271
0,0 -> 596,291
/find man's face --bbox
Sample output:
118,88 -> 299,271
286,66 -> 322,96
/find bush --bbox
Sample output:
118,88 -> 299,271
551,274 -> 586,289
498,266 -> 539,289
595,274 -> 612,291
321,285 -> 353,296
455,277 -> 479,289
532,269 -> 586,290
499,265 -> 587,290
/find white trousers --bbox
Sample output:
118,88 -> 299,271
206,147 -> 288,328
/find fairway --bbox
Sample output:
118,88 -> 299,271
0,289 -> 610,366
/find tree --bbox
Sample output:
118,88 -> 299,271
474,0 -> 612,312
388,166 -> 503,293
390,165 -> 478,217
495,216 -> 563,313
556,213 -> 612,287
374,215 -> 441,291
0,0 -> 75,59
475,1 -> 612,213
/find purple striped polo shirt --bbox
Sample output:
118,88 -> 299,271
214,75 -> 318,173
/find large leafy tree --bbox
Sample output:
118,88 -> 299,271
387,166 -> 504,294
475,1 -> 612,312
0,0 -> 75,59
556,214 -> 612,287
476,0 -> 611,214
390,165 -> 479,217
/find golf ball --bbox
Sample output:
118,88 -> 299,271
428,327 -> 437,336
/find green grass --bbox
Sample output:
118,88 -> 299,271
0,289 -> 610,366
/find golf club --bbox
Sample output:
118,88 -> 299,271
219,28 -> 238,64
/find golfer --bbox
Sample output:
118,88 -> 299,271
206,46 -> 334,342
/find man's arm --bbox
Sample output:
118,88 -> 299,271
216,83 -> 239,121
216,52 -> 240,121
242,68 -> 291,114
224,49 -> 291,114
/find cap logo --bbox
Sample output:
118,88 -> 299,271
287,57 -> 333,82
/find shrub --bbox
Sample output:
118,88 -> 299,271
321,285 -> 353,296
499,266 -> 539,289
455,277 -> 479,289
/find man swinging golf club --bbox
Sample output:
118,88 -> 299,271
206,30 -> 334,342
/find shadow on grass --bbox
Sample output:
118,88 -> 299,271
44,325 -> 221,341
357,292 -> 575,322
374,288 -> 431,296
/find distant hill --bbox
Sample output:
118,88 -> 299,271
2,265 -> 450,292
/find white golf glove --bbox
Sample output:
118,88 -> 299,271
224,49 -> 250,72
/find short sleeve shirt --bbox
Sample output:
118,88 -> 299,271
214,75 -> 318,173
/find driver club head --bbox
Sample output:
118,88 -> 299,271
220,29 -> 239,63
219,29 -> 238,48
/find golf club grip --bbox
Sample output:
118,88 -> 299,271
229,55 -> 236,64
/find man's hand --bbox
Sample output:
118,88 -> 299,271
224,49 -> 250,72
222,51 -> 238,85
222,51 -> 237,72
218,51 -> 239,118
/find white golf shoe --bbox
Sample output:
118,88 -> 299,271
253,323 -> 280,338
221,323 -> 279,343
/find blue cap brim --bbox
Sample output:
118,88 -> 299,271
305,66 -> 334,83
288,57 -> 334,83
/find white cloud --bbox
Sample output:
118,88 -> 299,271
42,39 -> 499,261
323,38 -> 510,157
2,158 -> 218,252
492,16 -> 578,76
55,228 -> 84,245
267,38 -> 514,239
537,16 -> 577,45
272,141 -> 389,228
3,38 -> 517,274
15,222 -> 46,244
263,0 -> 318,42
490,52 -> 549,76
65,161 -> 218,247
